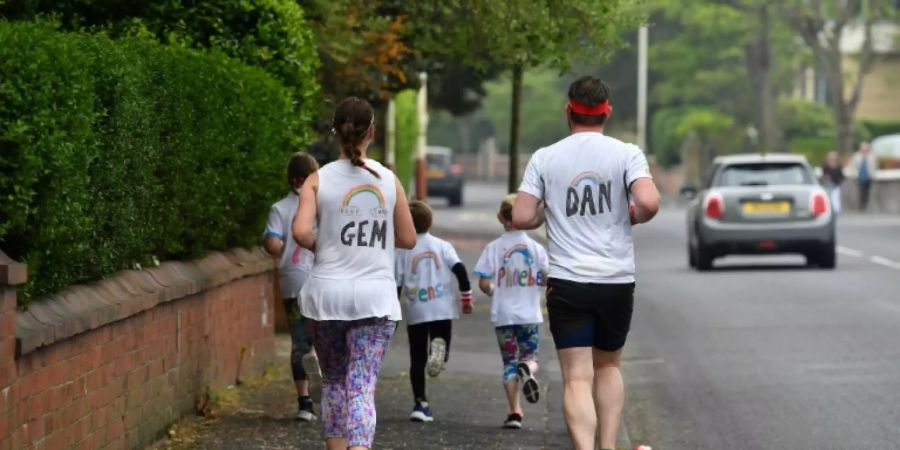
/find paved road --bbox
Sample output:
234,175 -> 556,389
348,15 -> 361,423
442,181 -> 900,449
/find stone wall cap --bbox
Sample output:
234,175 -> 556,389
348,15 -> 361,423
14,246 -> 272,356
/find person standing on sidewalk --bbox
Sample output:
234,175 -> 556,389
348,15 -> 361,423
395,200 -> 473,423
852,141 -> 877,211
474,194 -> 549,430
293,97 -> 417,450
263,152 -> 323,421
821,151 -> 845,215
512,76 -> 660,450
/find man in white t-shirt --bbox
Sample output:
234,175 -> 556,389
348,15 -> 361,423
512,76 -> 660,450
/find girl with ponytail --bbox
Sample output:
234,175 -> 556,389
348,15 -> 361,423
293,97 -> 416,450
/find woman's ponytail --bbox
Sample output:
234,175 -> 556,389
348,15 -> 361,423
333,97 -> 380,179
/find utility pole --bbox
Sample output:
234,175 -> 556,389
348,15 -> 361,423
415,72 -> 429,200
386,98 -> 396,172
637,25 -> 649,153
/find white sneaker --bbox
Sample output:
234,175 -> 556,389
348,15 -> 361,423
426,338 -> 447,378
302,353 -> 323,403
296,408 -> 317,422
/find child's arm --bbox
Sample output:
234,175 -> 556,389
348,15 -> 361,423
292,173 -> 319,251
450,262 -> 473,314
263,205 -> 285,258
478,277 -> 494,297
263,236 -> 284,258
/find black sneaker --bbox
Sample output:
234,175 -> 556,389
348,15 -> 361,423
296,397 -> 316,422
503,413 -> 523,429
517,362 -> 540,404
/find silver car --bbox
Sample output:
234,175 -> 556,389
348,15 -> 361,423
684,154 -> 836,270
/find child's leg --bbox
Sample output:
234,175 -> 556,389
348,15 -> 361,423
283,298 -> 310,397
407,322 -> 430,403
308,320 -> 351,444
516,323 -> 541,372
345,318 -> 396,449
495,326 -> 522,415
430,319 -> 453,363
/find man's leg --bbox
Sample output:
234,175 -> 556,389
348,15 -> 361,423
593,347 -> 624,450
557,347 -> 596,450
407,322 -> 429,403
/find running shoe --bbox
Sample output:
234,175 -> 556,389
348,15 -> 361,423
302,352 -> 323,403
517,362 -> 540,404
296,397 -> 316,422
426,337 -> 447,378
409,402 -> 434,422
502,413 -> 523,429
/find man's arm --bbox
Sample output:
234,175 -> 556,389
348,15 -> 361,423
630,178 -> 660,224
512,193 -> 545,230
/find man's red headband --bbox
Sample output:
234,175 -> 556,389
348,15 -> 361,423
568,99 -> 611,116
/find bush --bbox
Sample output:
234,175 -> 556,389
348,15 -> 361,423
861,120 -> 900,140
788,137 -> 833,166
0,22 -> 311,302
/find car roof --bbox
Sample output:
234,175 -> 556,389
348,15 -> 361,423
713,153 -> 810,165
426,146 -> 453,156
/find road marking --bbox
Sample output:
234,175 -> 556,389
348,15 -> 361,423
836,246 -> 865,258
870,255 -> 900,270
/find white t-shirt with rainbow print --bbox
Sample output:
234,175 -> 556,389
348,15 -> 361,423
395,233 -> 462,325
474,231 -> 548,327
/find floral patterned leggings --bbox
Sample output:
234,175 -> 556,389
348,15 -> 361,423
495,323 -> 540,384
308,317 -> 396,449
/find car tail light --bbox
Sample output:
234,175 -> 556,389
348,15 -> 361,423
450,164 -> 463,175
704,193 -> 724,219
810,191 -> 829,216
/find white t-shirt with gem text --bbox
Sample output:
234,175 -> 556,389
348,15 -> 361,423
518,132 -> 652,284
395,233 -> 462,325
264,192 -> 314,299
474,231 -> 548,327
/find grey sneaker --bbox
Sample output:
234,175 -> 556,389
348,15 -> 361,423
426,338 -> 447,378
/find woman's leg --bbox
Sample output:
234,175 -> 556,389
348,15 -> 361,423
407,322 -> 429,403
495,326 -> 521,415
345,318 -> 397,450
308,320 -> 351,448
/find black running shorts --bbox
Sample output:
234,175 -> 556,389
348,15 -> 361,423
546,278 -> 635,351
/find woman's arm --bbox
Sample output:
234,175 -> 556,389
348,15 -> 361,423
393,175 -> 417,249
292,172 -> 319,251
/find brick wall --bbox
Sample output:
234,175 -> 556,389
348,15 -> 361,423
0,249 -> 276,450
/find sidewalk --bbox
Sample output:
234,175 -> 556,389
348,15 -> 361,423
154,231 -> 632,450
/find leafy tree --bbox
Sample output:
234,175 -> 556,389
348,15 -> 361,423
779,0 -> 898,155
409,0 -> 642,192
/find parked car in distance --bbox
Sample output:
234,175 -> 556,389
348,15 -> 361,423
682,153 -> 836,270
426,146 -> 464,206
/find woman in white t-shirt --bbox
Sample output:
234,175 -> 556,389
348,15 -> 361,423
293,97 -> 416,450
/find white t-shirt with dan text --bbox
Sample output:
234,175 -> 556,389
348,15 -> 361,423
474,231 -> 548,327
518,132 -> 652,284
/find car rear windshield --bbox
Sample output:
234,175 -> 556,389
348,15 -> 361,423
427,153 -> 450,169
716,163 -> 812,187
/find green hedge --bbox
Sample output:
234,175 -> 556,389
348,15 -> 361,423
0,22 -> 310,302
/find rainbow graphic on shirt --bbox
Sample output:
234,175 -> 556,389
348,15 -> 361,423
570,171 -> 603,188
411,251 -> 441,275
498,243 -> 542,287
502,244 -> 533,265
342,184 -> 385,208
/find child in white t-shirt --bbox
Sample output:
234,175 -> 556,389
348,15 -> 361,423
395,200 -> 473,423
473,194 -> 549,430
262,152 -> 321,422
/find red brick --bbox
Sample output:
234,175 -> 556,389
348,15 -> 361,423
106,435 -> 125,450
0,314 -> 12,340
22,418 -> 44,444
0,411 -> 8,438
85,369 -> 103,393
90,405 -> 110,429
42,431 -> 66,450
105,417 -> 124,443
0,363 -> 14,390
0,437 -> 9,450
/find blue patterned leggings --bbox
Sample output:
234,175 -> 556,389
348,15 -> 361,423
495,323 -> 540,383
308,317 -> 396,448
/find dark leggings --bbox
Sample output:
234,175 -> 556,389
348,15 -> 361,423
283,298 -> 312,381
407,320 -> 452,402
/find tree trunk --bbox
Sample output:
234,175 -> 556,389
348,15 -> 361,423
508,65 -> 523,194
744,5 -> 785,153
825,54 -> 854,156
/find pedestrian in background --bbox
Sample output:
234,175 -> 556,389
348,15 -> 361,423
293,97 -> 417,450
821,151 -> 845,215
852,141 -> 877,211
512,76 -> 660,450
262,152 -> 322,422
474,194 -> 549,430
395,200 -> 473,423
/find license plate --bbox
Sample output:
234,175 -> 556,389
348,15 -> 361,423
427,169 -> 445,178
742,201 -> 790,215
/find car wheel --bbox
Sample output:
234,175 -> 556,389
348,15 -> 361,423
696,245 -> 714,271
688,241 -> 698,268
448,185 -> 463,207
817,242 -> 836,269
